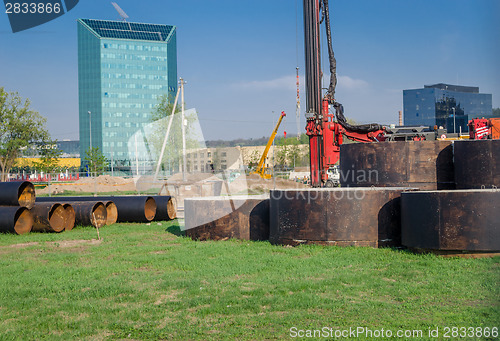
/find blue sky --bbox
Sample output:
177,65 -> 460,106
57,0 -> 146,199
1,0 -> 499,141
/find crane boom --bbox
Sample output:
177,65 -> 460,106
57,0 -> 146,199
251,111 -> 286,179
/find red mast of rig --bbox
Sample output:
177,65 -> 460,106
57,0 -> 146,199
303,0 -> 386,187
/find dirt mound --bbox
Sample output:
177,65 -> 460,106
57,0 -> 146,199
167,172 -> 217,184
228,173 -> 308,194
37,175 -> 136,195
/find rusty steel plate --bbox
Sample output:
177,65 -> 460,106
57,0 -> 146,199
340,141 -> 455,190
185,195 -> 269,241
270,188 -> 416,247
401,189 -> 500,253
454,140 -> 500,189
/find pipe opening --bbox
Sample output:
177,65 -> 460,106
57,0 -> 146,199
167,197 -> 177,220
48,204 -> 66,233
18,182 -> 36,209
63,204 -> 76,231
144,197 -> 157,221
91,202 -> 107,228
105,202 -> 118,225
14,207 -> 33,235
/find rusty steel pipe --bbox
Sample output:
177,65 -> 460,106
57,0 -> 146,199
104,201 -> 118,225
37,197 -> 118,226
401,189 -> 500,255
454,140 -> 500,189
151,196 -> 176,221
31,202 -> 66,233
185,195 -> 270,241
37,196 -> 156,223
0,181 -> 36,208
70,201 -> 107,228
0,206 -> 33,234
97,196 -> 156,222
38,202 -> 76,231
270,188 -> 416,247
62,204 -> 76,231
340,141 -> 455,190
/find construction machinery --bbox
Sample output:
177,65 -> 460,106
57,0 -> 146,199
468,117 -> 500,140
303,0 -> 387,187
251,111 -> 286,179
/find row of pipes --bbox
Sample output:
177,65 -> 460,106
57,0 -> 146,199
0,181 -> 176,234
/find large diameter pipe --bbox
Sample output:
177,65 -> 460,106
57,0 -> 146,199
185,196 -> 269,241
104,201 -> 118,225
151,196 -> 176,221
270,188 -> 416,247
37,196 -> 156,223
37,197 -> 117,226
402,190 -> 500,254
0,206 -> 33,235
340,141 -> 455,190
454,140 -> 500,189
62,204 -> 76,231
31,203 -> 66,233
39,202 -> 76,231
70,202 -> 107,228
0,181 -> 36,208
99,196 -> 156,222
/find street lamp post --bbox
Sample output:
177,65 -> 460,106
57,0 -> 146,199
88,111 -> 92,149
452,107 -> 456,134
180,78 -> 187,182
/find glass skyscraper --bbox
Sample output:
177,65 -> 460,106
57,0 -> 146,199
403,83 -> 492,133
77,18 -> 177,170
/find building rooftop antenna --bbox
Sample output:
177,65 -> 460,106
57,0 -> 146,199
111,2 -> 129,22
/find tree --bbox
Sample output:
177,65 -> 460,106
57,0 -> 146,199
492,108 -> 500,117
0,87 -> 50,181
275,139 -> 290,169
274,136 -> 309,169
247,149 -> 261,170
84,147 -> 108,175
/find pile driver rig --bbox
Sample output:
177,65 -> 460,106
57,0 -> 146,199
303,0 -> 387,187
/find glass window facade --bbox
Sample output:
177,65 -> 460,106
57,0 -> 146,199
403,84 -> 492,133
78,18 -> 177,168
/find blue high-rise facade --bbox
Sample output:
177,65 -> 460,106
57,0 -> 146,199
77,19 -> 177,169
403,83 -> 492,133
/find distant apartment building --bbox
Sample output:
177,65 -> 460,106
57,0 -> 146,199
403,83 -> 492,133
183,144 -> 309,173
184,147 -> 244,173
77,18 -> 177,169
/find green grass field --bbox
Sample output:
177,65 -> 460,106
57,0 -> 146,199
0,221 -> 498,340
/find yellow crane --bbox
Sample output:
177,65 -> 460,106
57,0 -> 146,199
251,111 -> 286,179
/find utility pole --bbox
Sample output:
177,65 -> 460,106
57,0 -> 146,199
296,66 -> 301,139
111,145 -> 114,177
180,78 -> 187,182
88,110 -> 92,177
272,111 -> 276,190
154,85 -> 181,181
88,111 -> 92,149
452,107 -> 456,134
